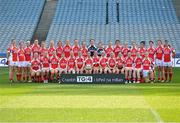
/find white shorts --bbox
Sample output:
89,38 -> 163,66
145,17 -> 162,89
9,61 -> 18,67
31,69 -> 41,73
125,67 -> 133,70
24,61 -> 31,67
143,70 -> 150,77
50,68 -> 58,71
163,61 -> 173,67
155,59 -> 163,66
41,67 -> 50,72
134,68 -> 142,71
17,61 -> 26,67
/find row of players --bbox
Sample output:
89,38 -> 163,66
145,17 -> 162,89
7,39 -> 175,83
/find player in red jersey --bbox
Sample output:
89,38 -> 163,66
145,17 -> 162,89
122,42 -> 129,58
48,40 -> 56,57
81,41 -> 88,59
41,51 -> 50,83
116,52 -> 125,74
85,52 -> 93,74
59,53 -> 68,74
72,39 -> 80,58
7,39 -> 18,82
142,52 -> 153,82
56,41 -> 63,59
155,40 -> 164,82
133,52 -> 142,83
92,51 -> 100,74
17,42 -> 26,82
107,52 -> 116,73
147,41 -> 156,81
31,52 -> 41,82
131,42 -> 138,59
24,41 -> 32,82
31,39 -> 40,56
124,51 -> 134,83
114,40 -> 122,57
139,41 -> 146,59
39,41 -> 48,57
99,51 -> 108,74
63,40 -> 72,58
68,51 -> 76,74
50,51 -> 59,81
76,51 -> 85,74
105,41 -> 114,57
163,40 -> 175,82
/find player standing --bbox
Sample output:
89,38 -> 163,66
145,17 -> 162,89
99,51 -> 108,74
56,41 -> 63,59
116,52 -> 125,74
92,51 -> 100,74
97,42 -> 105,57
39,41 -> 47,57
88,39 -> 97,57
72,39 -> 80,58
41,51 -> 50,83
31,39 -> 40,56
105,41 -> 113,57
124,51 -> 134,83
48,40 -> 56,57
64,40 -> 72,58
122,42 -> 129,58
113,40 -> 122,57
81,41 -> 88,59
68,51 -> 76,74
155,40 -> 164,82
85,52 -> 93,74
107,52 -> 116,73
139,41 -> 147,59
133,52 -> 142,83
131,42 -> 138,59
163,40 -> 175,82
50,51 -> 59,81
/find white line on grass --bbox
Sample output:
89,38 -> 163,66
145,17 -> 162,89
149,107 -> 164,123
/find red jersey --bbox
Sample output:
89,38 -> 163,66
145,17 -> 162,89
31,59 -> 41,70
24,47 -> 31,61
93,56 -> 100,67
50,56 -> 58,69
72,45 -> 80,58
39,47 -> 48,57
41,57 -> 49,68
76,57 -> 84,69
63,45 -> 72,58
131,47 -> 138,58
85,57 -> 93,66
108,57 -> 116,68
105,47 -> 113,57
11,46 -> 18,61
100,57 -> 107,68
125,57 -> 133,67
114,45 -> 122,57
122,47 -> 129,57
31,44 -> 40,55
155,45 -> 163,60
81,47 -> 88,58
68,57 -> 75,69
56,46 -> 63,58
142,58 -> 151,70
163,47 -> 172,62
134,57 -> 142,69
48,47 -> 56,57
139,47 -> 146,58
59,57 -> 67,69
116,57 -> 125,68
147,47 -> 155,62
18,49 -> 25,61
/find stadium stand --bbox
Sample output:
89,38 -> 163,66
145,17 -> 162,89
0,0 -> 45,53
46,0 -> 180,52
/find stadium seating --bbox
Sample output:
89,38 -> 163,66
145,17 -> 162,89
0,0 -> 45,53
46,0 -> 180,52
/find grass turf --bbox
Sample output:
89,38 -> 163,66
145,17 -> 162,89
0,67 -> 180,122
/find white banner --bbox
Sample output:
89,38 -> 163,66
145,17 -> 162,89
0,58 -> 8,67
174,58 -> 180,67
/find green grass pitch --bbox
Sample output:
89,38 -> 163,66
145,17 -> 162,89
0,67 -> 180,122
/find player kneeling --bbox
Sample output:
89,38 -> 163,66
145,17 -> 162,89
93,51 -> 100,74
41,51 -> 50,83
142,52 -> 153,83
50,51 -> 59,82
31,53 -> 41,82
124,51 -> 134,83
116,52 -> 125,74
85,52 -> 93,74
76,51 -> 84,74
106,52 -> 116,73
68,51 -> 76,74
133,52 -> 142,83
99,51 -> 108,74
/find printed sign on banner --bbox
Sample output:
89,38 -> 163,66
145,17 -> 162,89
174,58 -> 180,67
0,58 -> 7,67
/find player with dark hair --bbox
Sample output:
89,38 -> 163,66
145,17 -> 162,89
88,39 -> 97,57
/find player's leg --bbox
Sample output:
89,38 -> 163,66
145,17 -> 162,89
128,69 -> 132,83
31,70 -> 35,82
50,69 -> 55,81
136,69 -> 141,83
125,68 -> 129,83
169,65 -> 173,82
133,69 -> 137,83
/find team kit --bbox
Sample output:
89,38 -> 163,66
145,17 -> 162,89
7,39 -> 175,83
